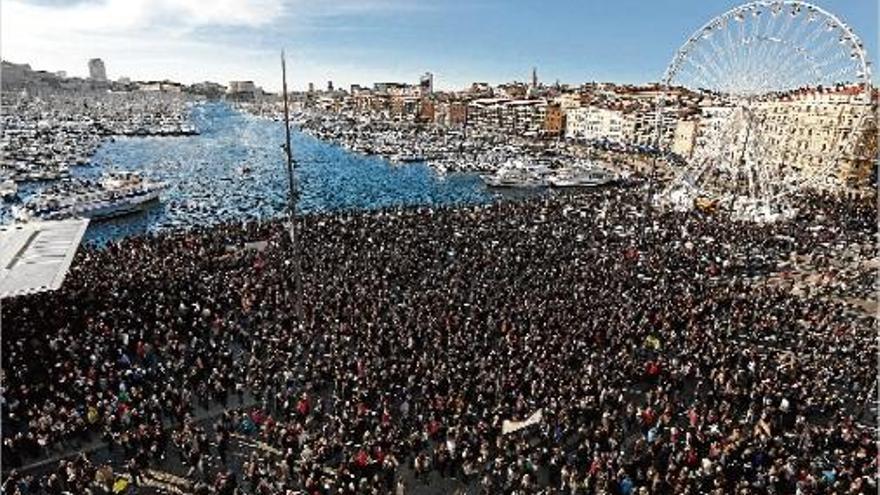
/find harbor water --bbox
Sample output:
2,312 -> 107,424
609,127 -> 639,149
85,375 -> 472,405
7,103 -> 496,244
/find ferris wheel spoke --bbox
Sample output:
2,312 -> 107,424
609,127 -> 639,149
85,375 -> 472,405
799,20 -> 833,59
706,32 -> 739,87
751,8 -> 778,70
763,9 -> 795,67
684,54 -> 725,92
785,44 -> 827,86
771,48 -> 814,90
690,43 -> 729,90
763,8 -> 796,65
815,55 -> 857,84
734,12 -> 750,70
723,17 -> 744,80
765,22 -> 801,82
811,30 -> 845,67
677,67 -> 717,95
743,11 -> 761,80
786,10 -> 815,48
775,54 -> 806,89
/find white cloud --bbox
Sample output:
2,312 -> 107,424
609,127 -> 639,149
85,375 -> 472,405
0,0 -> 444,90
4,0 -> 284,33
2,0 -> 282,82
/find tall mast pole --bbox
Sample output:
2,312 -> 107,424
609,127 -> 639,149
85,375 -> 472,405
281,50 -> 304,325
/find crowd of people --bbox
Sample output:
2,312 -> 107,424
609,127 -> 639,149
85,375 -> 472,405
1,188 -> 876,494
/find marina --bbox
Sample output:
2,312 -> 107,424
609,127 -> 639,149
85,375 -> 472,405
0,91 -> 196,184
244,105 -> 636,178
1,102 -> 496,243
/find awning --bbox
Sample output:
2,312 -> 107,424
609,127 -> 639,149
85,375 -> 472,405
0,219 -> 89,299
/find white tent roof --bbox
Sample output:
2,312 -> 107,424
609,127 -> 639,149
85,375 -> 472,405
0,219 -> 89,299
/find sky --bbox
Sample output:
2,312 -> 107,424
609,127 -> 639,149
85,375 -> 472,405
2,0 -> 877,91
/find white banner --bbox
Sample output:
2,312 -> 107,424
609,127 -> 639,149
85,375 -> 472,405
502,409 -> 543,435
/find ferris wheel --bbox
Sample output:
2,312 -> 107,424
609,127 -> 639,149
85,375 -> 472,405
656,0 -> 873,218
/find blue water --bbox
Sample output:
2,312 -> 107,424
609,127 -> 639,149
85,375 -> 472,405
44,103 -> 492,243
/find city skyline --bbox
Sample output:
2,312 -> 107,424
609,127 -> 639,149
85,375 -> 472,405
2,0 -> 877,91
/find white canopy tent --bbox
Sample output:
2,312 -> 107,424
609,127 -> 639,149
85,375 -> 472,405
0,219 -> 89,302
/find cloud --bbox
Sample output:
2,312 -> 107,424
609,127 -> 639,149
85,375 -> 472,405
292,0 -> 434,17
13,0 -> 100,6
1,0 -> 445,89
157,0 -> 286,28
3,0 -> 285,35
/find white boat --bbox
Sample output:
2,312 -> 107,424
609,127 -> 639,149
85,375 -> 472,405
483,160 -> 549,188
397,154 -> 425,163
547,165 -> 617,188
0,180 -> 18,201
14,172 -> 167,222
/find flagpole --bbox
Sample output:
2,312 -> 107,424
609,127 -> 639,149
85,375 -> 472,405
281,50 -> 304,325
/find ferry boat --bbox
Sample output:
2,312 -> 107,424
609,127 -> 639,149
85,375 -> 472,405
13,172 -> 167,222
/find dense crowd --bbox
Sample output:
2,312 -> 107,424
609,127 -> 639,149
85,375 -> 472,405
1,189 -> 877,494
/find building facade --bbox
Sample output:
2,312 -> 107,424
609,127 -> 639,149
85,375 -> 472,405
419,73 -> 433,95
752,86 -> 876,185
227,80 -> 259,101
670,86 -> 877,189
543,103 -> 565,136
88,58 -> 107,81
671,119 -> 698,158
565,105 -> 630,143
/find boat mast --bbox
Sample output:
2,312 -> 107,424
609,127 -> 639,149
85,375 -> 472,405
281,50 -> 304,325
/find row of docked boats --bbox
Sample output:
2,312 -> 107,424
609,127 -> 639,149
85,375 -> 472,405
482,159 -> 621,189
11,172 -> 167,222
290,110 -> 577,175
282,109 -> 640,191
112,123 -> 198,136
